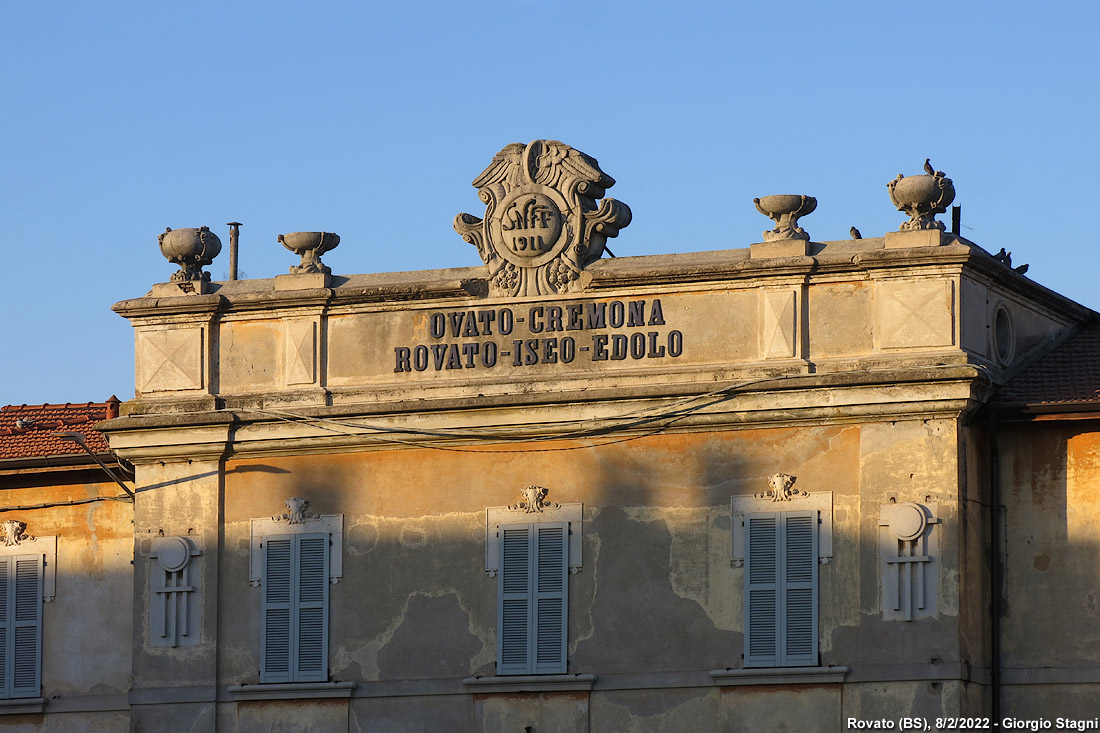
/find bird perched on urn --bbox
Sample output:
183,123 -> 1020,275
924,158 -> 935,176
850,226 -> 862,239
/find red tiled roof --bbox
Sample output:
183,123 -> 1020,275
1000,323 -> 1100,406
0,398 -> 119,461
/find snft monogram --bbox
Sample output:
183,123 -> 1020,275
501,197 -> 556,252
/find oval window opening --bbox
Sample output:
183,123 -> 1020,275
994,306 -> 1014,364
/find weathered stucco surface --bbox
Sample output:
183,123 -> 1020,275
0,476 -> 132,730
94,229 -> 1095,730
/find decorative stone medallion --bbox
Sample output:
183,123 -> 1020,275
455,140 -> 631,297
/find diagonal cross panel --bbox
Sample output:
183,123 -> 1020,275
138,328 -> 204,392
878,280 -> 954,349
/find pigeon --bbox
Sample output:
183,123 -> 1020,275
993,248 -> 1012,266
850,226 -> 862,239
924,158 -> 935,176
1014,264 -> 1029,275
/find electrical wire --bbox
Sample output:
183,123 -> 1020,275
0,495 -> 132,513
236,364 -> 980,454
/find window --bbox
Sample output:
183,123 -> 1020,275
250,499 -> 342,686
260,533 -> 330,683
744,510 -> 818,668
0,554 -> 42,698
498,522 -> 569,675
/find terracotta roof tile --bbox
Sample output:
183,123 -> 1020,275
0,397 -> 119,461
1000,324 -> 1100,406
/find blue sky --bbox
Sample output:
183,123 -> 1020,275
2,1 -> 1097,405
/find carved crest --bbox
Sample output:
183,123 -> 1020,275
276,498 -> 320,525
455,140 -> 631,297
0,520 -> 31,546
755,473 -> 809,502
509,485 -> 561,514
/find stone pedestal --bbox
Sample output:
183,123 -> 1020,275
884,230 -> 953,249
750,239 -> 811,259
151,281 -> 211,297
275,272 -> 331,290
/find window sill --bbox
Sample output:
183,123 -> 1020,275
227,681 -> 356,701
462,674 -> 596,693
709,666 -> 849,686
0,697 -> 46,715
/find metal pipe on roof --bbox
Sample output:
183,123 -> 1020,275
53,432 -> 135,499
227,222 -> 242,280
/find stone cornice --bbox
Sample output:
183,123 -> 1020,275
100,365 -> 990,462
111,241 -> 1092,328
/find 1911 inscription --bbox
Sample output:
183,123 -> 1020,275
393,298 -> 683,373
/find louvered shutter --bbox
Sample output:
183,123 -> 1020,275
534,523 -> 567,674
0,555 -> 42,698
261,537 -> 293,683
744,511 -> 818,668
295,534 -> 329,682
781,512 -> 818,666
262,534 -> 330,683
498,525 -> 532,675
497,522 -> 570,675
744,514 -> 779,667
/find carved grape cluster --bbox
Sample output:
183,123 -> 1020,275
492,262 -> 519,293
546,260 -> 578,291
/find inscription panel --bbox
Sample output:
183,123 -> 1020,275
324,291 -> 757,388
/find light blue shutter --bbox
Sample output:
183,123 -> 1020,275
534,523 -> 568,674
262,534 -> 330,683
0,555 -> 42,698
295,534 -> 329,682
261,537 -> 293,683
0,558 -> 8,695
744,511 -> 818,668
498,525 -> 531,675
498,523 -> 569,675
11,556 -> 42,697
744,514 -> 778,667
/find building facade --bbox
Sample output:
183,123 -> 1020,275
2,142 -> 1099,730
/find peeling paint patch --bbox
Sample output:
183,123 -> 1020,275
622,506 -> 735,630
593,688 -> 716,731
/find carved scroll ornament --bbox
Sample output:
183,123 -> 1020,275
0,520 -> 32,546
755,473 -> 809,502
508,485 -> 561,514
455,140 -> 631,298
275,497 -> 321,525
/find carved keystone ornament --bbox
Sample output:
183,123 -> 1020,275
755,473 -> 809,502
0,520 -> 31,546
275,497 -> 321,525
455,140 -> 632,297
509,485 -> 561,514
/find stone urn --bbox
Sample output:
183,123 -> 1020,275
279,231 -> 340,274
754,195 -> 817,241
887,169 -> 955,231
158,226 -> 222,282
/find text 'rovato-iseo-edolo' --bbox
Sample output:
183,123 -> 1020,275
393,298 -> 683,373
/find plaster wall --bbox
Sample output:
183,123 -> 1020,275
191,417 -> 974,730
997,420 -> 1100,716
0,477 -> 133,730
